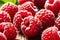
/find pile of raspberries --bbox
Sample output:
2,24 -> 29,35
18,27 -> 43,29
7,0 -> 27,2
0,0 -> 60,40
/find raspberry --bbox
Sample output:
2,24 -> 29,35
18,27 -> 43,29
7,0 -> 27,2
0,32 -> 7,40
55,16 -> 60,30
41,27 -> 60,40
18,10 -> 32,18
18,0 -> 34,4
34,0 -> 46,9
13,11 -> 22,31
0,24 -> 4,32
2,22 -> 17,40
45,0 -> 60,15
18,1 -> 36,16
35,9 -> 55,29
0,11 -> 11,23
21,16 -> 42,37
1,2 -> 18,20
13,10 -> 32,31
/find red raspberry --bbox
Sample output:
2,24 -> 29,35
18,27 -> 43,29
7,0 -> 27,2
21,16 -> 42,37
34,0 -> 46,9
0,11 -> 11,23
18,0 -> 34,4
1,2 -> 18,20
17,10 -> 32,18
18,1 -> 36,16
1,22 -> 17,40
55,16 -> 60,30
35,9 -> 55,29
0,24 -> 4,32
45,0 -> 60,15
41,27 -> 60,40
0,32 -> 7,40
13,10 -> 32,31
13,11 -> 22,31
18,1 -> 34,9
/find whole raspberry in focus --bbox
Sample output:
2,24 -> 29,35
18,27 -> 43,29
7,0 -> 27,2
45,0 -> 60,15
1,2 -> 18,20
41,27 -> 60,40
0,11 -> 11,23
35,9 -> 55,29
55,16 -> 60,30
18,1 -> 36,16
13,10 -> 32,31
0,32 -> 7,40
18,0 -> 34,4
21,16 -> 42,37
1,22 -> 17,40
34,0 -> 46,9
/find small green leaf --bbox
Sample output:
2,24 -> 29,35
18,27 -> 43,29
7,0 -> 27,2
2,0 -> 16,4
0,3 -> 2,7
0,1 -> 4,7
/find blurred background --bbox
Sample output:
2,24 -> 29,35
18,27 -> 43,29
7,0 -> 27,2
0,0 -> 18,7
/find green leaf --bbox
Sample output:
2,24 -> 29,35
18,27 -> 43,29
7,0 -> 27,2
0,1 -> 4,7
0,3 -> 2,7
2,0 -> 16,4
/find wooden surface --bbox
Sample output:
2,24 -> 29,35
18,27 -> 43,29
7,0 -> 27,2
16,31 -> 41,40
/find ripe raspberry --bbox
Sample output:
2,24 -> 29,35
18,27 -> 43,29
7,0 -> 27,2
41,27 -> 60,40
0,32 -> 7,40
0,11 -> 11,23
18,0 -> 34,4
1,2 -> 18,20
55,16 -> 60,30
0,24 -> 4,32
35,9 -> 55,29
45,0 -> 60,15
18,10 -> 32,18
21,16 -> 42,37
18,1 -> 36,16
13,10 -> 32,31
34,0 -> 46,9
2,22 -> 17,40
